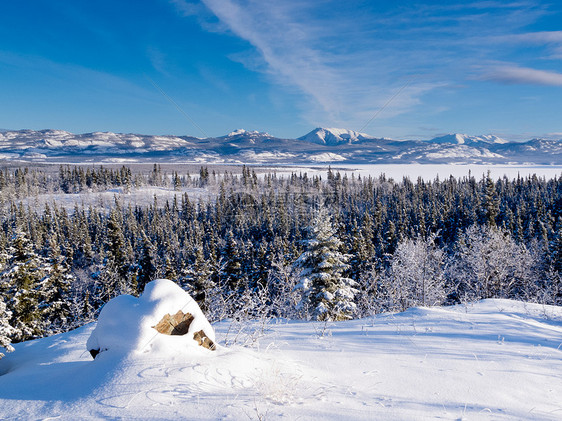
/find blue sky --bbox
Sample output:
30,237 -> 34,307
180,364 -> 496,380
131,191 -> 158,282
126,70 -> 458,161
1,1 -> 561,140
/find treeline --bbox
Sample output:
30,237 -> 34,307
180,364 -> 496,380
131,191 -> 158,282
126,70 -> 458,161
0,165 -> 561,353
0,164 -> 221,197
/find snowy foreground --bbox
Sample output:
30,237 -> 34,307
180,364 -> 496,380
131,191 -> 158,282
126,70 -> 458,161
1,300 -> 561,420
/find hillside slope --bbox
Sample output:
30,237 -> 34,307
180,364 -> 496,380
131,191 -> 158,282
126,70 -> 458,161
0,299 -> 561,420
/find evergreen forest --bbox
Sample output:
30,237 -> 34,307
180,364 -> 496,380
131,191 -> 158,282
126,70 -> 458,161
1,164 -> 561,355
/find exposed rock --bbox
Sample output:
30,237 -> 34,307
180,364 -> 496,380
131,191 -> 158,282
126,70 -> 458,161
88,347 -> 107,359
193,330 -> 216,350
153,310 -> 195,336
153,310 -> 216,351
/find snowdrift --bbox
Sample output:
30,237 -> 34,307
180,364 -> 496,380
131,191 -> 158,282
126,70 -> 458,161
0,299 -> 561,420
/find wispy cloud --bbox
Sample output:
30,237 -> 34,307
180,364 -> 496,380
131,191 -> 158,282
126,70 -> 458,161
507,31 -> 562,43
481,65 -> 562,86
169,0 -> 227,32
146,46 -> 171,77
170,0 -> 557,133
491,31 -> 562,58
172,0 -> 449,130
195,0 -> 352,123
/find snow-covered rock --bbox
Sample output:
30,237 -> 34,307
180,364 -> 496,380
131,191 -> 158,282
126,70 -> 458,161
86,279 -> 215,358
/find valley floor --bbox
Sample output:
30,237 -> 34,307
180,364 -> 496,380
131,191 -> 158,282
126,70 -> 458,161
0,299 -> 561,420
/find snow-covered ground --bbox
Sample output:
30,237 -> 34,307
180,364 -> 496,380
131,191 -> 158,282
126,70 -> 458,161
281,164 -> 562,181
16,186 -> 211,212
1,298 -> 561,420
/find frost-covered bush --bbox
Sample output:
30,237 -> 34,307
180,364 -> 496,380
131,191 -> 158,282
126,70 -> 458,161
448,225 -> 533,300
383,233 -> 446,311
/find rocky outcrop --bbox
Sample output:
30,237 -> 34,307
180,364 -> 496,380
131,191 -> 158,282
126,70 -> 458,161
153,310 -> 216,350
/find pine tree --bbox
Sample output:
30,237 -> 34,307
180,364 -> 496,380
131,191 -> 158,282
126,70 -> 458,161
185,242 -> 214,312
103,209 -> 132,297
0,297 -> 15,359
482,171 -> 499,226
163,256 -> 177,280
38,238 -> 72,335
294,208 -> 357,321
550,219 -> 562,274
221,230 -> 243,291
137,232 -> 156,294
3,230 -> 45,342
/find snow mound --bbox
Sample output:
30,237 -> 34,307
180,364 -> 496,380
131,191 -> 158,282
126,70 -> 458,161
86,279 -> 215,357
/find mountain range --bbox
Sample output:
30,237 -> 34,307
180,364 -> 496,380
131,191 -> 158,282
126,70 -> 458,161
0,127 -> 561,165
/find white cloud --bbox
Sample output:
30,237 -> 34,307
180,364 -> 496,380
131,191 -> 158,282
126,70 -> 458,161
146,46 -> 170,77
197,0 -> 345,119
481,65 -> 562,86
499,30 -> 562,43
492,31 -> 562,58
171,0 -> 436,130
169,0 -> 201,16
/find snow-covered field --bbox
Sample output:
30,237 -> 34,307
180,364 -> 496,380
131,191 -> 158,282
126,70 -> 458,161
16,186 -> 211,212
1,298 -> 561,420
283,164 -> 562,181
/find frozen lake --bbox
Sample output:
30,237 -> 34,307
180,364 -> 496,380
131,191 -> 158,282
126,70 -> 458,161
275,163 -> 562,181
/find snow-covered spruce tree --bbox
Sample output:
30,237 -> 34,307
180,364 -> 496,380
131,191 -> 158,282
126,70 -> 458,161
294,208 -> 357,321
38,238 -> 72,336
1,230 -> 45,342
102,208 -> 136,297
184,239 -> 215,312
383,233 -> 446,311
0,297 -> 15,359
137,232 -> 156,294
481,171 -> 499,227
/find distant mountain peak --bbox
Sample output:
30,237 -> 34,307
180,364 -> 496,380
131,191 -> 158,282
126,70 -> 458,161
226,129 -> 250,137
429,133 -> 508,145
225,129 -> 271,138
298,127 -> 375,145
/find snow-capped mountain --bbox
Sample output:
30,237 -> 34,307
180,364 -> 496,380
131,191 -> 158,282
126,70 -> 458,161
0,129 -> 196,153
220,129 -> 275,144
429,133 -> 508,145
0,128 -> 561,165
298,128 -> 376,145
